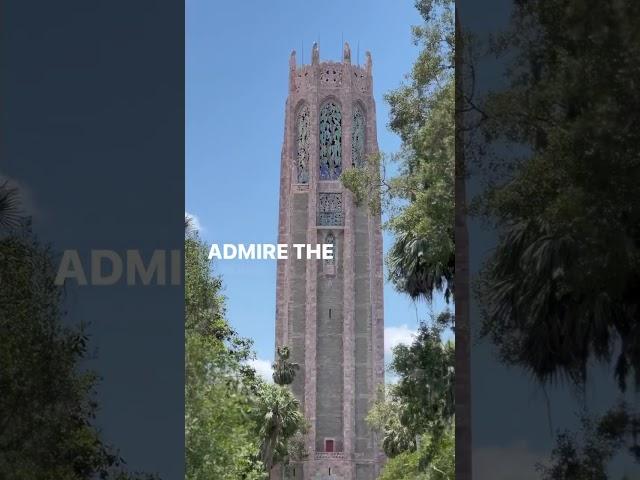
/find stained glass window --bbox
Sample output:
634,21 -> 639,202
296,105 -> 310,184
319,102 -> 342,180
352,104 -> 365,168
317,193 -> 344,226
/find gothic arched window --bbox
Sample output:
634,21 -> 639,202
352,104 -> 366,168
324,231 -> 336,275
319,101 -> 342,180
296,104 -> 310,184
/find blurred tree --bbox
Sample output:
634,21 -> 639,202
0,188 -> 156,479
476,0 -> 640,393
473,0 -> 640,476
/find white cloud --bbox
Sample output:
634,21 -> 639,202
474,442 -> 547,480
384,324 -> 417,357
247,358 -> 273,383
185,211 -> 203,233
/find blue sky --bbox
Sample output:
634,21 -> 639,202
186,0 -> 450,379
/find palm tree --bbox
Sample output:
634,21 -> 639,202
387,231 -> 454,303
0,181 -> 21,232
255,384 -> 306,473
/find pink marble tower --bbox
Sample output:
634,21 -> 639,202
274,43 -> 385,480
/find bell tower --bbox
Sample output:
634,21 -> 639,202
274,42 -> 384,480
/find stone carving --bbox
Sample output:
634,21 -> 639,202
352,104 -> 365,167
296,104 -> 310,183
343,42 -> 351,64
289,50 -> 296,92
320,64 -> 343,86
319,102 -> 342,180
318,193 -> 344,226
353,68 -> 368,93
312,42 -> 319,65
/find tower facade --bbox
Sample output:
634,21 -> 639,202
274,43 -> 384,480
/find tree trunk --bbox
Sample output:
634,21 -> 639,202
455,10 -> 472,480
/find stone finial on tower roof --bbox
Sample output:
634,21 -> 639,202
312,42 -> 319,65
365,50 -> 372,74
343,42 -> 351,64
289,50 -> 296,91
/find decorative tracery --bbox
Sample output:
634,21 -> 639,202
317,193 -> 344,226
319,102 -> 342,180
352,104 -> 365,168
296,104 -> 310,184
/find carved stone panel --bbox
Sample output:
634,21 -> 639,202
318,193 -> 344,226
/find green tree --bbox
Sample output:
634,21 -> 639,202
185,227 -> 263,480
184,222 -> 307,479
391,321 -> 455,435
376,422 -> 455,480
367,320 -> 454,478
342,1 -> 457,477
341,0 -> 455,303
253,383 -> 307,473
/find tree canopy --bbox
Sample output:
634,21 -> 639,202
475,0 -> 640,393
367,321 -> 455,480
0,189 -> 155,480
341,0 -> 455,304
184,223 -> 306,479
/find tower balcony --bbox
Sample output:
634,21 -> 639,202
315,451 -> 346,461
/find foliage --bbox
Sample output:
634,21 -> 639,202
391,322 -> 455,434
470,0 -> 640,476
185,225 -> 306,478
367,388 -> 418,457
368,320 -> 454,478
538,404 -> 640,480
0,216 -> 156,478
382,0 -> 454,303
252,383 -> 307,472
341,0 -> 454,303
377,423 -> 455,480
340,152 -> 383,215
475,0 -> 640,392
351,2 -> 456,477
185,228 -> 264,480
